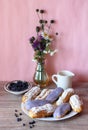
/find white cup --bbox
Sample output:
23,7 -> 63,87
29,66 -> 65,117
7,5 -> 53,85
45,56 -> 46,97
52,70 -> 75,89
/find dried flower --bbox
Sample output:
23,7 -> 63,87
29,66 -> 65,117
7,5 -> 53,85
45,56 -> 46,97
40,10 -> 44,13
50,20 -> 55,23
36,9 -> 39,12
29,9 -> 59,61
36,26 -> 41,33
56,32 -> 58,35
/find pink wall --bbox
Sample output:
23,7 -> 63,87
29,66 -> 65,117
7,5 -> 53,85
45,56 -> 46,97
0,0 -> 88,82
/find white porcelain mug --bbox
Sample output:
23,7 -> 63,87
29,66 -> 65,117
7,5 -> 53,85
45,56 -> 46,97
52,70 -> 75,89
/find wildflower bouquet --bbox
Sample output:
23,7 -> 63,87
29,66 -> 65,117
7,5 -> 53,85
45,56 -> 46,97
29,9 -> 58,61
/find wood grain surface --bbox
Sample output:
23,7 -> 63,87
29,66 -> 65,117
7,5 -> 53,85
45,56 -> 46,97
0,81 -> 88,130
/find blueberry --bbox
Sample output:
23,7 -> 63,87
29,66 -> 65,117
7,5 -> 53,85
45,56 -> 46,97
15,109 -> 18,112
15,113 -> 19,117
19,113 -> 22,116
8,80 -> 29,92
17,118 -> 22,122
23,123 -> 26,126
32,120 -> 36,124
30,126 -> 33,128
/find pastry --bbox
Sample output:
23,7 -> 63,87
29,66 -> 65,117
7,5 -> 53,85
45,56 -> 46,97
24,99 -> 49,110
46,87 -> 64,103
56,88 -> 74,106
69,94 -> 83,113
53,103 -> 71,118
35,89 -> 53,100
22,86 -> 41,102
29,103 -> 56,118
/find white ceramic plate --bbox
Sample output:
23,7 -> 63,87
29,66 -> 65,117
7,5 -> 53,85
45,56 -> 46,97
4,81 -> 32,95
21,103 -> 78,121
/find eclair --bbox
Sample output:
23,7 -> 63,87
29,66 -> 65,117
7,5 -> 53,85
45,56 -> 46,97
35,89 -> 53,100
22,86 -> 41,102
24,99 -> 49,110
56,88 -> 74,106
29,103 -> 56,118
69,94 -> 83,113
46,87 -> 64,103
53,103 -> 71,118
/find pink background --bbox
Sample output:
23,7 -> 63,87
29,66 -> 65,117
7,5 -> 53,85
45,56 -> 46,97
0,0 -> 88,82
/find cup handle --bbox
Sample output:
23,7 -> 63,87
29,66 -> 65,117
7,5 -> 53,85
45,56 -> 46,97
52,75 -> 58,85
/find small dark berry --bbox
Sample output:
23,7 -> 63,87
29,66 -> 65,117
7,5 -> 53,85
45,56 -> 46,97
29,122 -> 32,124
15,109 -> 18,112
15,113 -> 19,117
40,10 -> 44,13
23,123 -> 26,126
32,120 -> 36,124
36,9 -> 39,12
30,126 -> 33,128
17,118 -> 22,122
19,113 -> 22,116
17,118 -> 20,122
19,118 -> 22,121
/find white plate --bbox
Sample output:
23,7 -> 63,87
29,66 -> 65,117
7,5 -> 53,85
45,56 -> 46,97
21,103 -> 78,121
4,81 -> 32,95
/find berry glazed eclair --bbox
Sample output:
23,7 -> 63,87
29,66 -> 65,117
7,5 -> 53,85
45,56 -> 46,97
69,94 -> 83,113
53,103 -> 71,118
22,86 -> 41,103
46,87 -> 64,103
29,103 -> 56,118
24,99 -> 49,111
56,88 -> 74,106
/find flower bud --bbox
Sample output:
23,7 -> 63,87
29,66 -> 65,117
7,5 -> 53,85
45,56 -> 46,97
36,9 -> 39,12
40,10 -> 44,13
36,26 -> 40,32
50,20 -> 55,23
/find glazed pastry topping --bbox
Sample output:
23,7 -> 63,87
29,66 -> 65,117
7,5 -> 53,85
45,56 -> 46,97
53,103 -> 71,118
56,88 -> 74,105
35,89 -> 53,100
25,99 -> 49,110
22,86 -> 41,102
56,97 -> 63,106
46,87 -> 64,103
61,88 -> 74,99
29,103 -> 55,114
70,94 -> 83,109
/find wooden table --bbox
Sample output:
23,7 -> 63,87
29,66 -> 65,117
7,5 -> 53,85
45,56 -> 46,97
0,81 -> 88,130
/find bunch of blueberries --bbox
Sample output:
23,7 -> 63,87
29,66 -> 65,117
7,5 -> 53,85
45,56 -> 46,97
14,109 -> 36,128
8,80 -> 29,91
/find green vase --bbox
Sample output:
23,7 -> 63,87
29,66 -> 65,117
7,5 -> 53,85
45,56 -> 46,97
33,58 -> 49,88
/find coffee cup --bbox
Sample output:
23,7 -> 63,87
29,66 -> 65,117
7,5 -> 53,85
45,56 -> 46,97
52,70 -> 75,89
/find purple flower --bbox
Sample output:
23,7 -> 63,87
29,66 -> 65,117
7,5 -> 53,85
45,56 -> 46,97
29,37 -> 35,43
38,35 -> 43,41
40,42 -> 46,51
32,36 -> 46,51
32,40 -> 40,50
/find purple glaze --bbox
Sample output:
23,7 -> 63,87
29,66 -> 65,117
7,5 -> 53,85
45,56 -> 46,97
53,103 -> 71,118
46,87 -> 64,103
24,99 -> 49,110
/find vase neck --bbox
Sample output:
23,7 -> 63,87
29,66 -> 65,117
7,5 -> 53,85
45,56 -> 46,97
37,58 -> 45,64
